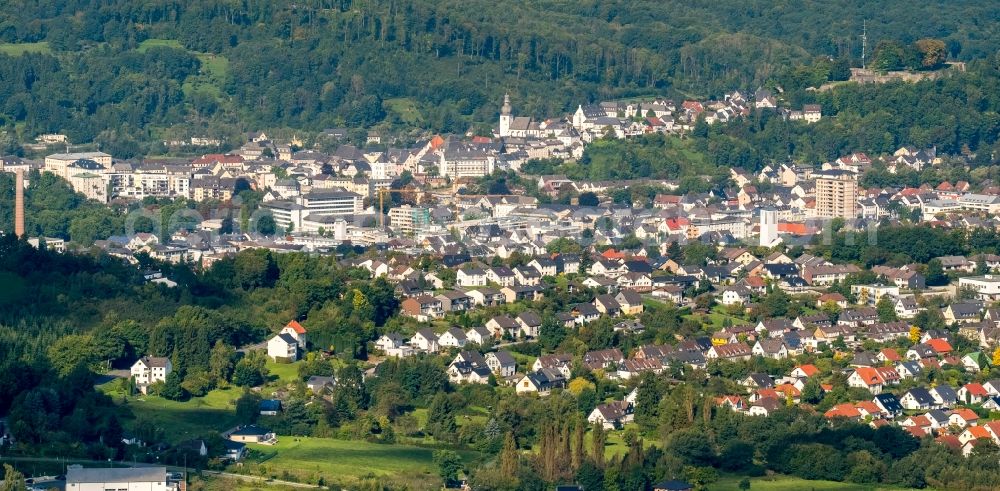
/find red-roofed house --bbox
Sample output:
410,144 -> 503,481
716,395 -> 747,412
936,434 -> 962,451
824,403 -> 861,420
926,338 -> 953,354
878,348 -> 902,363
958,425 -> 993,445
602,248 -> 627,260
949,408 -> 979,428
280,320 -> 307,345
847,367 -> 896,394
900,415 -> 932,435
958,383 -> 989,404
854,401 -> 882,418
791,364 -> 819,378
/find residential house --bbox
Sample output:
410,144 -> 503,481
587,401 -> 634,430
438,328 -> 468,348
375,333 -> 404,352
900,388 -> 937,410
533,353 -> 574,379
457,267 -> 488,287
130,356 -> 173,394
873,393 -> 904,417
706,342 -> 752,361
466,326 -> 493,345
615,290 -> 644,315
515,369 -> 567,395
485,351 -> 517,378
400,295 -> 444,321
486,315 -> 520,338
267,333 -> 299,361
593,294 -> 622,316
410,329 -> 440,353
583,348 -> 625,371
752,339 -> 789,359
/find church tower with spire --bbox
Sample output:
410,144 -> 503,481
499,93 -> 512,138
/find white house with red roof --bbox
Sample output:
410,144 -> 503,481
268,320 -> 307,362
280,320 -> 308,347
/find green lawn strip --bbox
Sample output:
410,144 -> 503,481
240,436 -> 480,490
0,42 -> 51,55
712,474 -> 924,491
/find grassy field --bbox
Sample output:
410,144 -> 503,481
137,39 -> 184,52
712,475 -> 921,491
0,42 -> 50,55
384,97 -> 424,124
242,437 -> 458,490
265,359 -> 302,384
102,382 -> 243,443
138,38 -> 229,97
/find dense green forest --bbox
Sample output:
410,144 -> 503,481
0,0 -> 999,157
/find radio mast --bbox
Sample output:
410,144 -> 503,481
861,19 -> 868,69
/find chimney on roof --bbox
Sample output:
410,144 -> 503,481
15,169 -> 24,238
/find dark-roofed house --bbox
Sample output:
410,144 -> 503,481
229,425 -> 277,444
653,480 -> 693,491
587,400 -> 634,429
486,351 -> 517,378
741,373 -> 775,391
267,332 -> 299,361
901,387 -> 936,410
583,348 -> 625,370
873,393 -> 904,417
516,311 -> 543,338
306,375 -> 336,394
616,290 -> 645,315
259,399 -> 282,416
594,294 -> 622,316
486,315 -> 520,338
515,369 -> 567,395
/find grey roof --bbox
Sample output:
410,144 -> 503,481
488,350 -> 516,366
746,373 -> 774,388
517,311 -> 543,327
906,387 -> 935,405
932,384 -> 958,402
67,467 -> 167,484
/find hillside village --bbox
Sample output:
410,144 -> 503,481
6,86 -> 1000,490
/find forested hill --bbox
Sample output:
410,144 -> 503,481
0,0 -> 998,150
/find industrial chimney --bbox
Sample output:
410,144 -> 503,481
15,169 -> 24,238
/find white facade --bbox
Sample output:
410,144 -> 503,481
67,466 -> 172,491
130,357 -> 172,388
959,275 -> 1000,301
267,334 -> 298,361
759,208 -> 778,247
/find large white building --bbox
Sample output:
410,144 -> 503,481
66,466 -> 173,491
262,189 -> 362,233
45,152 -> 112,179
959,275 -> 1000,301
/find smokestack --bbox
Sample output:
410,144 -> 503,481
15,169 -> 24,238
